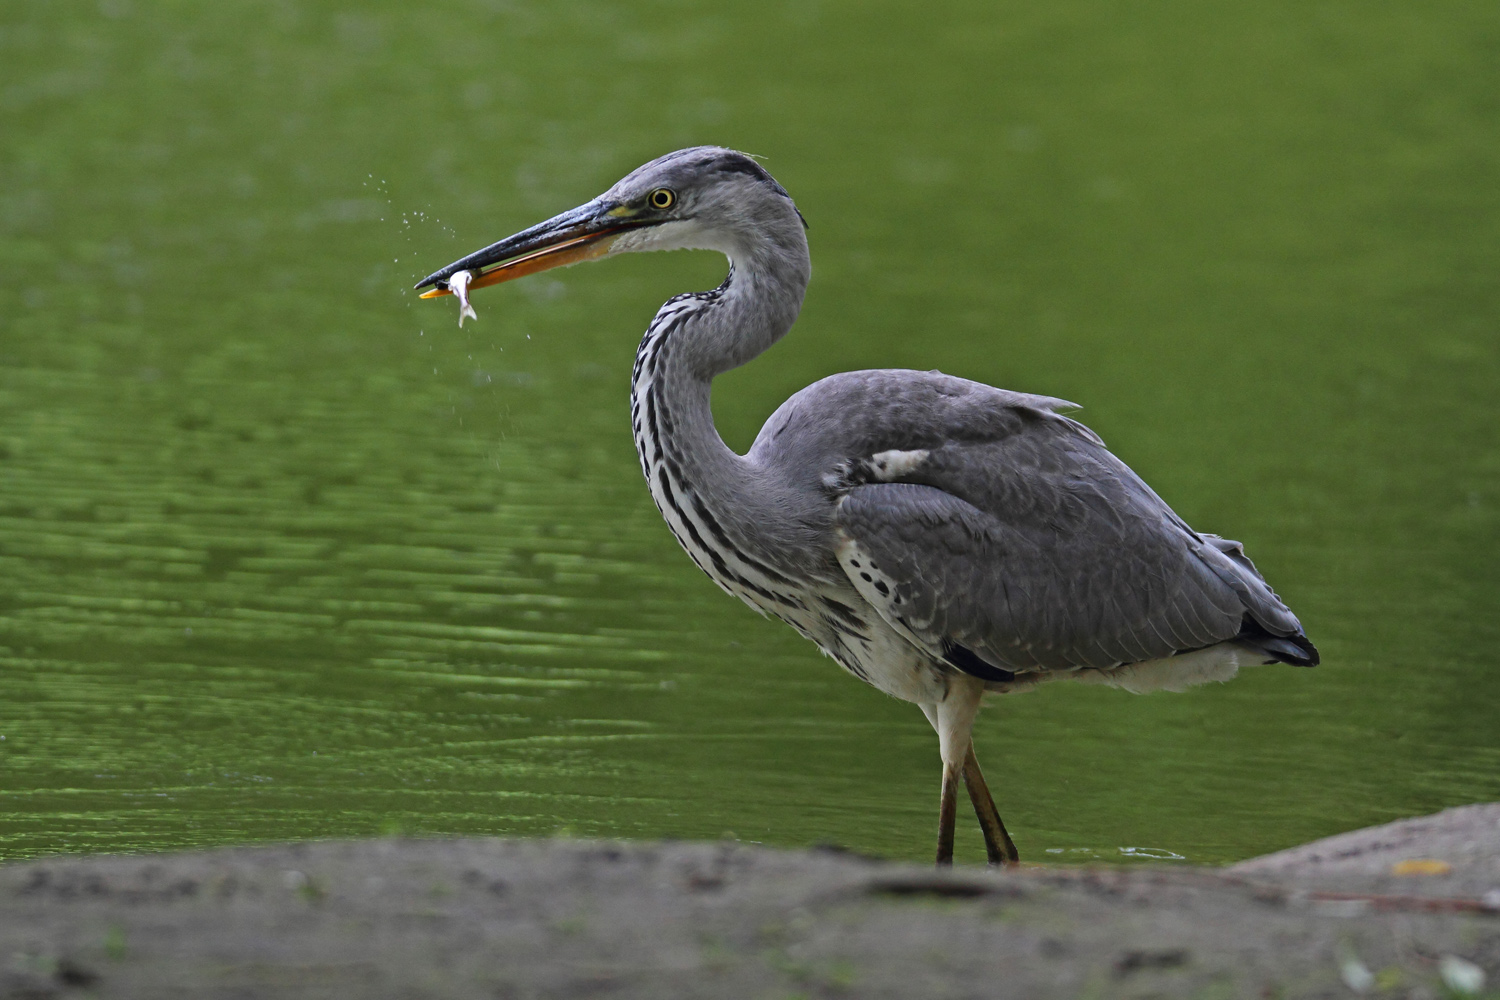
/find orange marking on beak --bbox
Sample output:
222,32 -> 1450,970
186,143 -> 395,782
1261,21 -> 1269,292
418,229 -> 624,299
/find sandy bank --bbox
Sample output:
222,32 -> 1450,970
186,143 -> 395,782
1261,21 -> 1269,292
2,804 -> 1496,998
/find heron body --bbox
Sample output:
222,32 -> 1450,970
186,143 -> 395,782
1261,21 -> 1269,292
417,146 -> 1318,865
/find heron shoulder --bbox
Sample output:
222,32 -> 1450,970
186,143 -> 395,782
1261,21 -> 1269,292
747,368 -> 1095,480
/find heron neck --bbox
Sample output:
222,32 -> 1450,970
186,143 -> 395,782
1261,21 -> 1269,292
629,242 -> 815,573
634,237 -> 809,436
681,239 -> 810,379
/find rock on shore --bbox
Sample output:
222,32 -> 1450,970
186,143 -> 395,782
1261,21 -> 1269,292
2,804 -> 1497,999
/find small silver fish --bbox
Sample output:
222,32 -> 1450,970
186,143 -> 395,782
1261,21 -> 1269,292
449,270 -> 478,327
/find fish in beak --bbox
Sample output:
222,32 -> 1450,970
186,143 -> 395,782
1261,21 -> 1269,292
413,200 -> 654,324
449,270 -> 477,326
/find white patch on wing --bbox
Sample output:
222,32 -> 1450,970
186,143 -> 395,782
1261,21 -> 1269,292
868,449 -> 929,481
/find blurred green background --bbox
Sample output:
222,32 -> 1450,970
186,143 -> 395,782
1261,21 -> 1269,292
0,0 -> 1495,865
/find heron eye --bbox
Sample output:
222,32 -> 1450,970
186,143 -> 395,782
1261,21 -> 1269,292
648,188 -> 676,210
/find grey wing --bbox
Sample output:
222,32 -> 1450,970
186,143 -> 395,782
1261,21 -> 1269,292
828,400 -> 1314,676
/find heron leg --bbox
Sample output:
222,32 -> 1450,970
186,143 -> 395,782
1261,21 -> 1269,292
925,677 -> 986,867
962,744 -> 1019,866
936,760 -> 960,866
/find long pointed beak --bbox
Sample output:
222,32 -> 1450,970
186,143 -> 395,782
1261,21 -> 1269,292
414,200 -> 647,299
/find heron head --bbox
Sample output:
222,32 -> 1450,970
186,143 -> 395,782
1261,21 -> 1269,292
415,146 -> 806,301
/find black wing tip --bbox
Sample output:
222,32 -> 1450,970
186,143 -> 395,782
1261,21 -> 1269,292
1237,618 -> 1320,667
1285,635 -> 1320,667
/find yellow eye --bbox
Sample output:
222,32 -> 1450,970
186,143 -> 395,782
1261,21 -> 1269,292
648,188 -> 676,210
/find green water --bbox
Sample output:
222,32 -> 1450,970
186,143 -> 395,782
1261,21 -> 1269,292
1,1 -> 1496,866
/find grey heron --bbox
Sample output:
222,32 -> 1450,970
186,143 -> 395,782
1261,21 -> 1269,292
415,146 -> 1318,866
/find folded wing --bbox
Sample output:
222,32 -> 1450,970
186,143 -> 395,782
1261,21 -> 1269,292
824,390 -> 1310,676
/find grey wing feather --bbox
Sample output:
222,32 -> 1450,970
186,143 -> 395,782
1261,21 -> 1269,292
749,368 -> 1090,486
777,370 -> 1309,675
